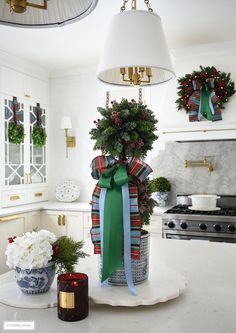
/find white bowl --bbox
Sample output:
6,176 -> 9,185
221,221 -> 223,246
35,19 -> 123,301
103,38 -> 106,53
188,194 -> 220,210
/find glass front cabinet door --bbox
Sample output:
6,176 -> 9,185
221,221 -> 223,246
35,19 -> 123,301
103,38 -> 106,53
1,95 -> 48,208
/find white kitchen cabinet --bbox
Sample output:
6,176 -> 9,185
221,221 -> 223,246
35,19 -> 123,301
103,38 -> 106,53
40,210 -> 84,241
0,214 -> 25,274
25,211 -> 41,232
0,94 -> 48,208
40,211 -> 65,237
146,215 -> 163,238
0,67 -> 48,104
83,212 -> 92,240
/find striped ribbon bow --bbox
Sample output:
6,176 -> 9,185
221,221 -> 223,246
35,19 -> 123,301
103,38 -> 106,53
90,155 -> 152,294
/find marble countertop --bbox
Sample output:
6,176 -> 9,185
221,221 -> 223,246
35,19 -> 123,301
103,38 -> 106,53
0,238 -> 235,333
0,201 -> 170,217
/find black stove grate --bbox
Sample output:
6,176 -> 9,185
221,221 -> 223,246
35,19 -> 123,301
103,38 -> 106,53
165,205 -> 236,216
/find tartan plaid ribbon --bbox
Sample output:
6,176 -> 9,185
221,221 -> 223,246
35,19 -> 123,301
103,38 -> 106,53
90,155 -> 152,260
36,103 -> 42,127
188,79 -> 222,122
12,96 -> 20,125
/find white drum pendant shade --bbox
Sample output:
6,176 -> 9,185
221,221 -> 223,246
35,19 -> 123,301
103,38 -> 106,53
0,0 -> 98,28
97,10 -> 175,86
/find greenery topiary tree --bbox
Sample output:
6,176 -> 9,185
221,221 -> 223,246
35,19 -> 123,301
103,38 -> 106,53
90,98 -> 158,160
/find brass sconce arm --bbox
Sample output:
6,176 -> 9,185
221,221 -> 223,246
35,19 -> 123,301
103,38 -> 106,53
184,157 -> 214,172
64,129 -> 76,158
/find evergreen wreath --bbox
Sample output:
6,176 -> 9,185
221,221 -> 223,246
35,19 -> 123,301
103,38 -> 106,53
8,122 -> 25,145
32,127 -> 47,147
176,65 -> 235,112
90,98 -> 158,159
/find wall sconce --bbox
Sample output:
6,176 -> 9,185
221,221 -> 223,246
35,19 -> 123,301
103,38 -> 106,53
60,116 -> 76,158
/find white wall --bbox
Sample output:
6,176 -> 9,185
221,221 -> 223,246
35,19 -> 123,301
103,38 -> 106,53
49,73 -> 104,202
49,41 -> 236,202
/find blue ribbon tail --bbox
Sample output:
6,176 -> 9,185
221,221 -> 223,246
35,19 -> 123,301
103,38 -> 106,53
122,183 -> 137,296
99,188 -> 108,287
209,92 -> 215,115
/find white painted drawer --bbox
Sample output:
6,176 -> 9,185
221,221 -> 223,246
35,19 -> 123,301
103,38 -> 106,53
2,190 -> 26,208
28,188 -> 48,203
83,212 -> 92,228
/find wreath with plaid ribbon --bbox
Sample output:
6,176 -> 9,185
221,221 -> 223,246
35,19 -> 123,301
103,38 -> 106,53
176,66 -> 235,122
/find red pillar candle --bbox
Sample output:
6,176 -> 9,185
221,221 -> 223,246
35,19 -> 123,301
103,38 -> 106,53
57,273 -> 88,322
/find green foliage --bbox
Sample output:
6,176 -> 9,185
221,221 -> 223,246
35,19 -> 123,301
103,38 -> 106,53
32,127 -> 47,147
149,177 -> 171,193
138,179 -> 158,226
52,236 -> 89,274
176,65 -> 235,112
90,98 -> 158,159
8,122 -> 25,144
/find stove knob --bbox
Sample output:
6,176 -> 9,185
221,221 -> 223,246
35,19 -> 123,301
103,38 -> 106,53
168,221 -> 175,229
199,223 -> 207,230
228,225 -> 236,232
214,224 -> 221,232
180,222 -> 188,229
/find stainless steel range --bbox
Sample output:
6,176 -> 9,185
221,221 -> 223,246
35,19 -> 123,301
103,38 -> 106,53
162,195 -> 236,243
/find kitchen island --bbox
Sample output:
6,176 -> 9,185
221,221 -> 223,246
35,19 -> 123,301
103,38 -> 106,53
0,237 -> 235,333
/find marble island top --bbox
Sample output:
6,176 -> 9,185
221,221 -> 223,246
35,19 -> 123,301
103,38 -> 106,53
0,238 -> 235,333
0,201 -> 170,217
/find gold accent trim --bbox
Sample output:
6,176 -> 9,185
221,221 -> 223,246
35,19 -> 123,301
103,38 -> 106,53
59,291 -> 75,309
35,192 -> 43,197
24,94 -> 31,98
58,215 -> 62,226
61,215 -> 66,226
0,215 -> 21,222
10,195 -> 20,201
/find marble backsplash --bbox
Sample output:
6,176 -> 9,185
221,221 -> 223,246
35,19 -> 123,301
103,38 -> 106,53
151,141 -> 236,206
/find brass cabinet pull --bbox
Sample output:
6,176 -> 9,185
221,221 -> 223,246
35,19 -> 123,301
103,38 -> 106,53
58,215 -> 62,226
0,215 -> 21,222
35,192 -> 43,197
28,173 -> 32,184
10,195 -> 20,201
61,215 -> 66,226
25,94 -> 31,98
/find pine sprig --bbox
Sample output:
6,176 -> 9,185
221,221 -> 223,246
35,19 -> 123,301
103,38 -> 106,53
52,236 -> 89,274
138,178 -> 158,226
90,99 -> 158,159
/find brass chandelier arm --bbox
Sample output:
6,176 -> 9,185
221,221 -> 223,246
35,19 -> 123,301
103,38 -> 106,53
7,0 -> 47,14
27,0 -> 47,10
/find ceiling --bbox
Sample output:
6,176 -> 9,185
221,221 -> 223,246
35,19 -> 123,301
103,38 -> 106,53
0,0 -> 235,72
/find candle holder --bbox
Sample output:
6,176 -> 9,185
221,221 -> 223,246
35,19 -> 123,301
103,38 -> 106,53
57,273 -> 88,322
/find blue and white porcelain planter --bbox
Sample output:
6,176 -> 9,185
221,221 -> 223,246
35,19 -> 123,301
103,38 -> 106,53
15,262 -> 56,295
153,191 -> 169,207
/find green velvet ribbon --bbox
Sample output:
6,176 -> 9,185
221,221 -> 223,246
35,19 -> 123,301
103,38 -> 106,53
200,82 -> 213,121
99,164 -> 130,282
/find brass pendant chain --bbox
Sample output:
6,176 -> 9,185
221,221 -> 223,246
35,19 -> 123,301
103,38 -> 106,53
120,0 -> 153,12
144,0 -> 153,12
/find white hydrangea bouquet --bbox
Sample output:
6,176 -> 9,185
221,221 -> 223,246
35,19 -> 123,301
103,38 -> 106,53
5,229 -> 88,295
5,229 -> 56,269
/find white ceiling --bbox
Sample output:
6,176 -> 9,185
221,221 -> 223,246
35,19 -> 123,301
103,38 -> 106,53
0,0 -> 235,72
